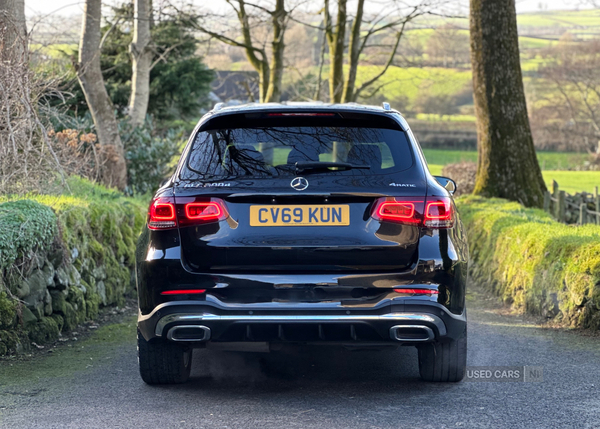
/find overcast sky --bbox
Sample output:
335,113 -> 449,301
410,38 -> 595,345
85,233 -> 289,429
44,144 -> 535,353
24,0 -> 595,17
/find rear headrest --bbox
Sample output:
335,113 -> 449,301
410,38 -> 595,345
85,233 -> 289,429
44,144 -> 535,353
346,144 -> 382,171
229,144 -> 265,164
287,147 -> 319,164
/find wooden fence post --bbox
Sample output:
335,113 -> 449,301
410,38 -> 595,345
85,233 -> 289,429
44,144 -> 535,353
543,191 -> 551,213
552,180 -> 559,216
552,180 -> 559,197
594,186 -> 600,225
579,203 -> 588,225
558,190 -> 566,222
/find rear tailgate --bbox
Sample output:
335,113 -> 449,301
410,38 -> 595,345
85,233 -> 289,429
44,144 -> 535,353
174,110 -> 426,274
175,186 -> 423,274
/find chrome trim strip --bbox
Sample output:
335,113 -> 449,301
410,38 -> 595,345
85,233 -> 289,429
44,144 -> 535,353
155,313 -> 446,337
204,295 -> 393,311
389,325 -> 434,342
166,325 -> 211,342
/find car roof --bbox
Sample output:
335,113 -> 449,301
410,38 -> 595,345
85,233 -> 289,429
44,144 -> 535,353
199,102 -> 410,130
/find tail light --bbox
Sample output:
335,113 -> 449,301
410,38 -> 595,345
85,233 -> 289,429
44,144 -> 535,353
394,288 -> 439,295
147,196 -> 228,230
177,197 -> 228,227
160,289 -> 206,295
372,197 -> 453,228
148,197 -> 177,230
372,198 -> 424,225
424,199 -> 453,228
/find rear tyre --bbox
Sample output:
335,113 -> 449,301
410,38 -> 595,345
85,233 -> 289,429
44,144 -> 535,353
138,330 -> 192,385
417,330 -> 467,382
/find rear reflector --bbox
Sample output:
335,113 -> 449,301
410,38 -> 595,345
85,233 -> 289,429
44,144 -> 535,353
160,289 -> 206,295
394,288 -> 439,295
371,197 -> 453,228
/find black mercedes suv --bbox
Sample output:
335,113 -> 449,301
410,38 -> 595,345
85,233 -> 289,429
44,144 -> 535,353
136,102 -> 468,384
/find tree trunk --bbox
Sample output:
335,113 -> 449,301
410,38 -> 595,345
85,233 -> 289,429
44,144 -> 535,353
195,0 -> 286,104
0,0 -> 27,63
342,0 -> 364,103
469,0 -> 546,207
313,20 -> 326,101
235,0 -> 269,102
264,0 -> 286,102
325,0 -> 347,103
77,0 -> 127,190
0,0 -> 29,179
128,0 -> 153,127
257,62 -> 270,103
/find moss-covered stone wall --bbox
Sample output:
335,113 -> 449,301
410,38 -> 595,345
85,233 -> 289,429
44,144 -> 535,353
458,195 -> 600,329
0,178 -> 146,355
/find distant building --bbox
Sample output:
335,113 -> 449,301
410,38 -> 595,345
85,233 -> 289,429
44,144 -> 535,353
210,71 -> 260,106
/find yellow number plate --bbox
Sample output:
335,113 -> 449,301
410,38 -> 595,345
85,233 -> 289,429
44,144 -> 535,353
249,205 -> 350,226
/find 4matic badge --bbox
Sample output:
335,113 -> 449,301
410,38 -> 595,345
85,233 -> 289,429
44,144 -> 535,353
389,183 -> 416,187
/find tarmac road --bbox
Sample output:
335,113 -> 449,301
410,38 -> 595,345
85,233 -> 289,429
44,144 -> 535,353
1,285 -> 600,429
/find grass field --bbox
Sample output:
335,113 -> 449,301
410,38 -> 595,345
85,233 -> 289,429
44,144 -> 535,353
429,164 -> 600,194
354,9 -> 600,117
541,171 -> 600,194
355,65 -> 472,108
423,149 -> 589,170
518,36 -> 557,50
424,149 -> 600,194
30,43 -> 77,56
516,9 -> 600,30
415,113 -> 476,122
428,164 -> 444,176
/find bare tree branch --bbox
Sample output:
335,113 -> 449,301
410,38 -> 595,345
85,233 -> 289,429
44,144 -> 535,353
99,17 -> 122,51
149,41 -> 184,70
353,21 -> 407,101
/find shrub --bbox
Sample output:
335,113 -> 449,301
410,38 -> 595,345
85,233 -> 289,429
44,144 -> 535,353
0,200 -> 57,272
414,93 -> 460,115
47,127 -> 102,181
120,117 -> 185,195
0,27 -> 65,194
43,113 -> 185,195
458,195 -> 600,329
442,162 -> 477,196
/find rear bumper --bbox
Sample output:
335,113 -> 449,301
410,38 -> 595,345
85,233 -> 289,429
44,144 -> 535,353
138,300 -> 466,346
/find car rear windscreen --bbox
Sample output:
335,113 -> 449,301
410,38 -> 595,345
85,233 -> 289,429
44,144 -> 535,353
180,118 -> 414,180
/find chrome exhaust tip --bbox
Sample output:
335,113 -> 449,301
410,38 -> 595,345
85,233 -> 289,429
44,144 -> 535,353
166,325 -> 211,342
389,325 -> 434,342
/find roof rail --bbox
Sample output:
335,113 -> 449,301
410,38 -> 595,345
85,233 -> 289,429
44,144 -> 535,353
213,102 -> 225,111
382,102 -> 391,111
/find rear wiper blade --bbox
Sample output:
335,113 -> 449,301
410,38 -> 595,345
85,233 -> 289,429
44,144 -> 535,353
294,161 -> 371,173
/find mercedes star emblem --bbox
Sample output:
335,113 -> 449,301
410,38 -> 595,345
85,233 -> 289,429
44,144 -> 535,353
290,177 -> 309,191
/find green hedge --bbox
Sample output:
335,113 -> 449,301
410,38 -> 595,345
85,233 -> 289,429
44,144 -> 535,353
457,195 -> 600,329
0,177 -> 147,355
0,200 -> 57,272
